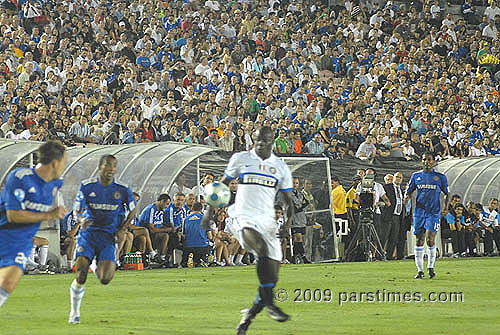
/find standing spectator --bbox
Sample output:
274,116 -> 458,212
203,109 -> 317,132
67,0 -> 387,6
290,177 -> 310,264
384,172 -> 405,260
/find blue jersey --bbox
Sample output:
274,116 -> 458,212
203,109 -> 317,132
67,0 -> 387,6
445,213 -> 464,226
0,168 -> 63,248
165,203 -> 187,229
406,169 -> 448,215
73,178 -> 136,235
60,211 -> 78,238
139,203 -> 166,228
183,213 -> 209,248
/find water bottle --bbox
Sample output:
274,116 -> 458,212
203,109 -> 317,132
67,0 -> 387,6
136,252 -> 142,264
124,254 -> 129,264
187,253 -> 194,268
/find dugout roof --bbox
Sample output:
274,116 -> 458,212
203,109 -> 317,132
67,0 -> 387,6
0,140 -> 219,210
437,157 -> 500,205
0,140 -> 331,213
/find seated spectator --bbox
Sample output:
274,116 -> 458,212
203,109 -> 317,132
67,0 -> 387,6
356,135 -> 377,161
274,128 -> 289,154
204,129 -> 219,147
469,139 -> 487,157
479,199 -> 500,256
304,133 -> 325,154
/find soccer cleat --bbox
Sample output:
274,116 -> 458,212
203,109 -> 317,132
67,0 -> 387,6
267,305 -> 290,322
414,271 -> 425,279
68,313 -> 80,324
236,308 -> 256,334
428,268 -> 436,279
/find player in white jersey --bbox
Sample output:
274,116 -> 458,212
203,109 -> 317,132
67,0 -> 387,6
202,126 -> 295,335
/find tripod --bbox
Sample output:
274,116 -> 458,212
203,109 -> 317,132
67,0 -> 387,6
344,208 -> 386,262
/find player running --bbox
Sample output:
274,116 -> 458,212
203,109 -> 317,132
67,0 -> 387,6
404,152 -> 449,279
68,155 -> 137,324
0,141 -> 67,308
202,126 -> 295,335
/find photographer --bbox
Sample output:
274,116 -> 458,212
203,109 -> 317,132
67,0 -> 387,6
355,169 -> 391,246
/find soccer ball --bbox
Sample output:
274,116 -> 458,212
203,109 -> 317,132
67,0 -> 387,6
203,182 -> 231,208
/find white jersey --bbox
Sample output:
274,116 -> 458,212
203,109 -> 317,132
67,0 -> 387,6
225,149 -> 293,222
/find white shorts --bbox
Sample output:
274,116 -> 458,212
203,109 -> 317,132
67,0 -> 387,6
230,216 -> 282,262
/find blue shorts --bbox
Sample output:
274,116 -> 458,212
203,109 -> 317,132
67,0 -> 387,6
413,210 -> 440,235
0,229 -> 33,271
75,230 -> 116,263
0,244 -> 31,271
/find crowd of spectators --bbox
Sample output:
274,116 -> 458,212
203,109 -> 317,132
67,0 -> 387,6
1,0 -> 500,161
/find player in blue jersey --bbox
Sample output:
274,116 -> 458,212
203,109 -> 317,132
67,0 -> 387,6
182,202 -> 212,267
60,210 -> 81,270
404,152 -> 449,279
129,192 -> 156,260
0,140 -> 67,308
201,126 -> 295,335
165,193 -> 187,266
68,155 -> 137,324
138,193 -> 171,262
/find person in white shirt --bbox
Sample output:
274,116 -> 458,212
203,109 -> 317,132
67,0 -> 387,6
469,139 -> 487,157
484,3 -> 500,21
482,21 -> 498,41
163,172 -> 193,200
369,10 -> 384,27
201,127 -> 295,333
194,57 -> 211,76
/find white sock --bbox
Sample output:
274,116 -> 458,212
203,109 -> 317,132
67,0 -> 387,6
70,279 -> 85,315
174,250 -> 183,264
415,246 -> 424,272
236,254 -> 244,263
0,287 -> 10,307
427,245 -> 437,269
39,245 -> 48,265
229,255 -> 235,263
27,247 -> 38,267
30,246 -> 36,262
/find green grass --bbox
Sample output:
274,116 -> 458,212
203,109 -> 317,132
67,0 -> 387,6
2,258 -> 498,335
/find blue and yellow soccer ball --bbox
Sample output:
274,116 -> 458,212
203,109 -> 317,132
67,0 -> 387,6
203,182 -> 231,208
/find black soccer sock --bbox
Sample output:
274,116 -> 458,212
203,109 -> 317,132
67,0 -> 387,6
256,257 -> 277,306
249,292 -> 265,315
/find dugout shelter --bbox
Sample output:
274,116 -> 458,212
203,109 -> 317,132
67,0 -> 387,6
0,140 -> 339,267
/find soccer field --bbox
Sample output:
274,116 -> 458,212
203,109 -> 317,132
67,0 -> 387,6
2,258 -> 497,335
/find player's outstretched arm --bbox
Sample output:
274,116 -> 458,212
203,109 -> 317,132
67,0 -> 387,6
7,206 -> 66,224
